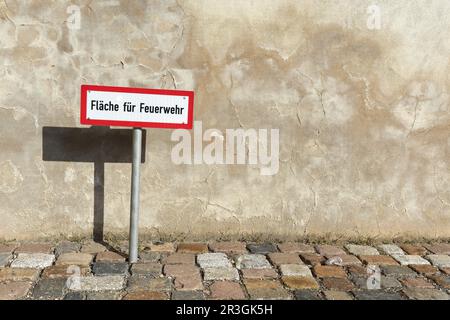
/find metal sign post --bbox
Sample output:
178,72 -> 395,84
129,127 -> 142,263
80,85 -> 194,263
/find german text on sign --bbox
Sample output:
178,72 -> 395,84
81,85 -> 194,129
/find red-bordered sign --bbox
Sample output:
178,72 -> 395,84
80,84 -> 194,129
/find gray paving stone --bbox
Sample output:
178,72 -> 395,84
381,265 -> 417,277
139,251 -> 161,263
426,254 -> 450,268
236,254 -> 272,269
279,264 -> 312,277
11,253 -> 55,269
294,290 -> 322,300
353,290 -> 404,300
127,276 -> 172,292
392,254 -> 430,265
55,241 -> 81,256
93,262 -> 129,275
86,291 -> 123,300
203,267 -> 239,281
247,243 -> 278,254
378,244 -> 404,256
68,275 -> 126,291
403,288 -> 449,300
197,253 -> 232,268
64,291 -> 85,300
381,276 -> 402,289
345,244 -> 379,256
31,278 -> 67,300
131,263 -> 162,277
0,253 -> 12,267
171,291 -> 205,300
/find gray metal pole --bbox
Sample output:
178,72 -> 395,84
129,127 -> 142,263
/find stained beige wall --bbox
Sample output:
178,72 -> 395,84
1,0 -> 450,240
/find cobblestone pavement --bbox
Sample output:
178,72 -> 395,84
1,241 -> 450,300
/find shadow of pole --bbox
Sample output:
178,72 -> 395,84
42,126 -> 146,244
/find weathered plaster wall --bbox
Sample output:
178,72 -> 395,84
1,0 -> 450,240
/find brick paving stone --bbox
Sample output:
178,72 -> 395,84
68,275 -> 126,291
267,253 -> 302,266
293,290 -> 321,300
123,291 -> 169,300
247,243 -> 278,254
409,264 -> 439,275
282,276 -> 319,290
315,245 -> 346,257
299,253 -> 325,266
146,242 -> 176,252
392,254 -> 430,265
209,242 -> 247,254
381,265 -> 417,277
236,254 -> 271,269
210,281 -> 246,300
244,279 -> 291,300
347,265 -> 368,277
93,262 -> 129,276
204,268 -> 239,281
0,253 -> 11,267
359,255 -> 398,266
56,252 -> 93,266
0,281 -> 32,300
400,277 -> 435,289
424,243 -> 450,255
400,244 -> 427,256
163,253 -> 195,265
0,244 -> 17,254
177,243 -> 209,253
440,267 -> 450,275
326,255 -> 361,266
139,251 -> 161,263
15,243 -> 53,254
279,264 -> 312,277
241,268 -> 278,279
31,278 -> 67,300
378,244 -> 404,256
403,288 -> 449,300
313,265 -> 347,278
96,251 -> 126,262
353,290 -> 404,300
86,291 -> 122,300
323,290 -> 353,300
427,275 -> 450,289
322,277 -> 354,291
42,265 -> 90,279
0,268 -> 40,281
197,253 -> 232,268
11,253 -> 55,269
172,291 -> 205,300
80,242 -> 107,254
277,243 -> 315,254
64,292 -> 85,300
131,263 -> 162,277
163,265 -> 203,291
345,244 -> 379,256
350,276 -> 370,289
426,254 -> 450,268
129,276 -> 172,292
55,241 -> 80,256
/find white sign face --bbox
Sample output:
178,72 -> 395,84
81,85 -> 194,129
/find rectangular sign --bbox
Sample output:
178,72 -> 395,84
80,85 -> 194,129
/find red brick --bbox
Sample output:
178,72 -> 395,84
359,255 -> 398,266
0,281 -> 32,300
96,251 -> 126,262
267,253 -> 302,266
162,253 -> 195,265
177,243 -> 209,253
210,281 -> 246,300
300,253 -> 324,266
315,245 -> 345,256
42,265 -> 90,279
400,244 -> 427,256
277,243 -> 315,254
440,267 -> 450,275
209,242 -> 247,254
328,255 -> 361,266
313,265 -> 347,278
424,243 -> 450,255
0,244 -> 17,254
409,264 -> 439,275
241,268 -> 278,280
163,264 -> 203,291
347,265 -> 368,277
427,275 -> 450,289
123,291 -> 168,300
244,279 -> 291,299
322,277 -> 354,291
0,268 -> 40,282
400,277 -> 435,289
145,243 -> 176,253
